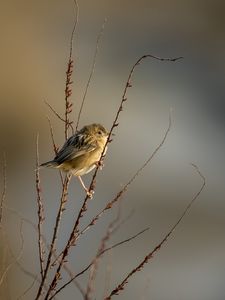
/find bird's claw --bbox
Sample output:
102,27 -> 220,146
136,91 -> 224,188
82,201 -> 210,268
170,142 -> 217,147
86,189 -> 94,199
95,160 -> 104,170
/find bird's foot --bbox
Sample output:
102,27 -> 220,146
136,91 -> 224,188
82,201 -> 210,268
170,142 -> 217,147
95,159 -> 104,170
85,188 -> 94,199
77,176 -> 94,199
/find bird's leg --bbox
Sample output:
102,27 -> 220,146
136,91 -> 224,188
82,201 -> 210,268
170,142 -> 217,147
77,176 -> 94,198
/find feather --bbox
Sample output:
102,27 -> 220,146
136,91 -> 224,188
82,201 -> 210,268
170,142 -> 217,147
54,134 -> 97,165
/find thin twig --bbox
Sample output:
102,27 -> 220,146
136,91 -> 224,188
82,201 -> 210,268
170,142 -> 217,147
49,227 -> 150,299
52,209 -> 134,268
44,101 -> 74,134
35,174 -> 72,300
1,214 -> 43,292
69,0 -> 79,61
36,134 -> 45,279
64,59 -> 74,139
1,230 -> 9,284
1,227 -> 39,295
0,220 -> 24,287
44,101 -> 66,123
17,275 -> 38,300
85,204 -> 122,300
46,116 -> 59,156
104,164 -> 206,299
103,252 -> 112,299
64,0 -> 79,139
15,260 -> 41,287
4,204 -> 80,298
5,274 -> 11,300
46,116 -> 64,185
0,152 -> 6,227
63,263 -> 86,298
102,227 -> 150,255
75,18 -> 107,132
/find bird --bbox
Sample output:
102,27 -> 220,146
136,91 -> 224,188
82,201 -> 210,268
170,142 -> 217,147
40,123 -> 109,197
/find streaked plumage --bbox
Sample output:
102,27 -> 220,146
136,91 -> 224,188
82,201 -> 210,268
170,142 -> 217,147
41,123 -> 108,196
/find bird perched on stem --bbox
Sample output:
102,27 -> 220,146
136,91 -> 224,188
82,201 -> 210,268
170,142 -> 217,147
41,123 -> 109,197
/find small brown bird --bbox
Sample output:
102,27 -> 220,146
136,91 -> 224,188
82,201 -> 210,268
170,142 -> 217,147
41,123 -> 109,197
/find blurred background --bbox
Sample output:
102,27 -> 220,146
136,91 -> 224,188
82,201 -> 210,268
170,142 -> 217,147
0,0 -> 225,299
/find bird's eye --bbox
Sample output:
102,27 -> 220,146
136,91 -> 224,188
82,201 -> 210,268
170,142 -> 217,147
98,131 -> 102,135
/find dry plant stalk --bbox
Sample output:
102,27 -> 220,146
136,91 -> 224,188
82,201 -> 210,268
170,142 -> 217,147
85,205 -> 122,300
84,206 -> 146,300
0,220 -> 24,287
49,228 -> 150,299
44,0 -> 79,138
35,174 -> 72,299
64,0 -> 79,139
4,204 -> 83,298
46,116 -> 64,185
46,116 -> 59,156
17,275 -> 38,300
75,18 -> 107,132
104,164 -> 206,299
35,2 -> 79,299
0,152 -> 6,227
36,134 -> 45,279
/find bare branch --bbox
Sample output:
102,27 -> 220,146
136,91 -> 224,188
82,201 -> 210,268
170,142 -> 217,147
44,101 -> 74,134
69,0 -> 79,61
15,260 -> 41,287
103,252 -> 112,299
4,204 -> 81,298
49,227 -> 150,299
64,59 -> 74,139
104,164 -> 206,299
35,134 -> 45,279
63,264 -> 86,298
0,220 -> 24,287
102,227 -> 150,256
46,116 -> 59,156
44,100 -> 66,123
64,0 -> 79,139
17,275 -> 38,300
0,230 -> 9,292
0,152 -> 6,227
35,174 -> 72,300
76,18 -> 107,132
85,204 -> 121,300
46,116 -> 64,185
109,209 -> 135,236
1,225 -> 42,291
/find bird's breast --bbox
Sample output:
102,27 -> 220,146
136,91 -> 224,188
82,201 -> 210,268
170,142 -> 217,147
60,146 -> 104,176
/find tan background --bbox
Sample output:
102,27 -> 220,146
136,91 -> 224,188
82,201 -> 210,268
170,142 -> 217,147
0,0 -> 225,299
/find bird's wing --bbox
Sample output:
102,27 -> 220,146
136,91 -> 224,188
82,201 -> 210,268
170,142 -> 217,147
54,134 -> 96,164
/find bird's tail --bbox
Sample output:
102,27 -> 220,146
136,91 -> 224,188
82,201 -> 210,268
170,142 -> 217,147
40,160 -> 58,168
